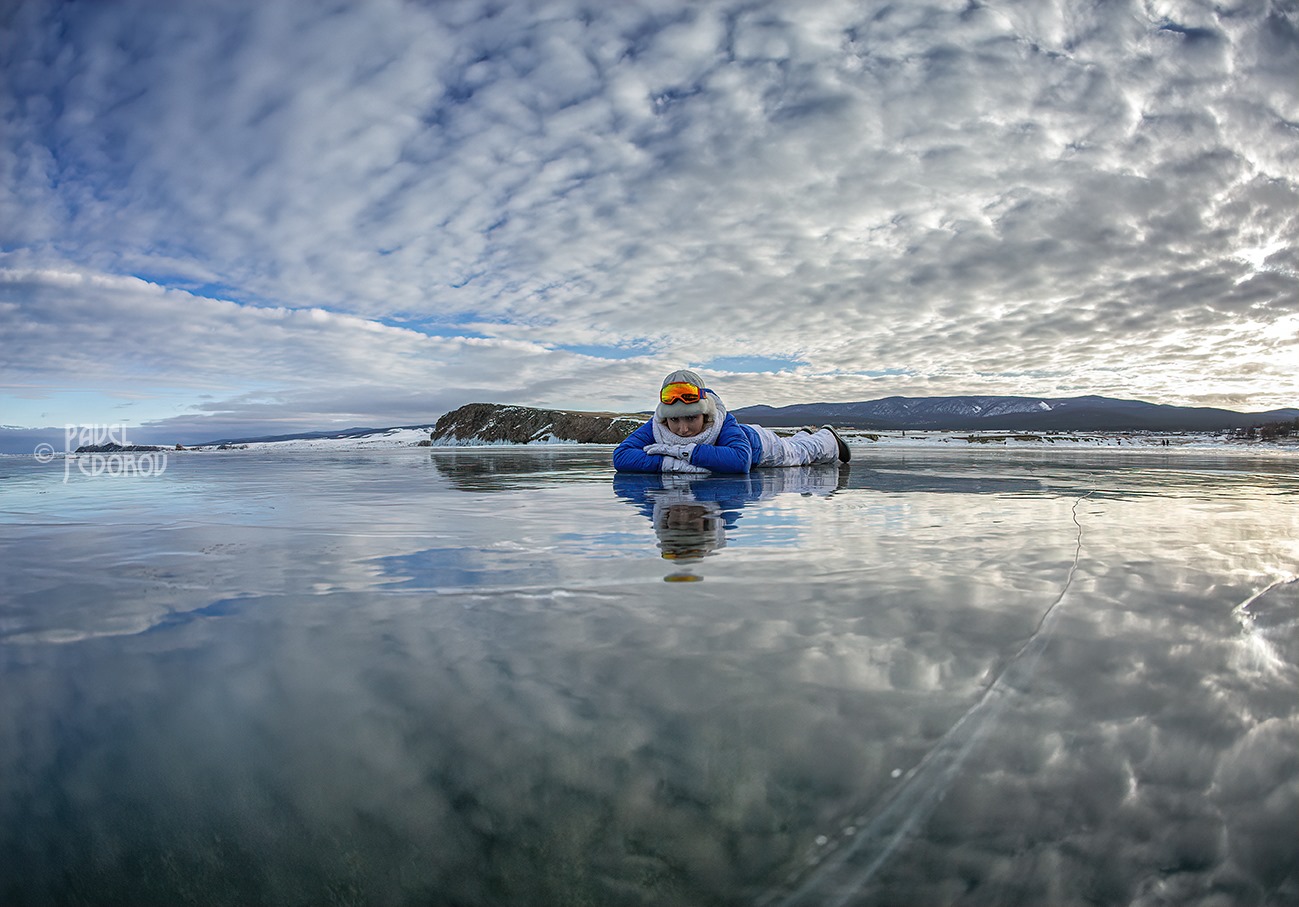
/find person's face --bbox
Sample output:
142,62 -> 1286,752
667,414 -> 706,437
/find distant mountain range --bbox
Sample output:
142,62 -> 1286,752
732,395 -> 1299,432
167,396 -> 1299,448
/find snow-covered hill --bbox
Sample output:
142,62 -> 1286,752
734,394 -> 1299,432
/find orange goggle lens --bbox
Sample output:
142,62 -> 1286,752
660,382 -> 703,405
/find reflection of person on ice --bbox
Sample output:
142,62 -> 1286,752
613,369 -> 851,474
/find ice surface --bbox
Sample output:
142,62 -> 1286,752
1,447 -> 1297,905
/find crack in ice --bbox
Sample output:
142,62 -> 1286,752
760,491 -> 1095,907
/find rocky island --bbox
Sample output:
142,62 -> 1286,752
430,403 -> 645,445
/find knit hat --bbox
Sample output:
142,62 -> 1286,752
655,369 -> 715,422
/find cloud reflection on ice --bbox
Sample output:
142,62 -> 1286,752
0,447 -> 1296,905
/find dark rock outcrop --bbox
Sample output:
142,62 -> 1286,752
74,443 -> 165,453
431,403 -> 645,445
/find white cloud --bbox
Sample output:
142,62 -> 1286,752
2,0 -> 1297,434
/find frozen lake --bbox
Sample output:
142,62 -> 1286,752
2,447 -> 1297,905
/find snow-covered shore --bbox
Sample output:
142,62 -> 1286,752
148,426 -> 1298,456
201,427 -> 437,452
834,428 -> 1299,454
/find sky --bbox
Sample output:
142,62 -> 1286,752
2,0 -> 1297,450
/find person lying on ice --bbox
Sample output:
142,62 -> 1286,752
613,369 -> 851,475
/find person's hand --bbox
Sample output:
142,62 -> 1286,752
645,443 -> 694,460
660,455 -> 708,474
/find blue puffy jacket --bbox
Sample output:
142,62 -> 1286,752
612,412 -> 765,474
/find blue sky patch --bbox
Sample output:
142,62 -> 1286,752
557,341 -> 657,360
701,356 -> 809,373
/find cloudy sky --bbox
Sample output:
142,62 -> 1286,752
2,0 -> 1297,448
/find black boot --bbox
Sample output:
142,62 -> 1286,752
823,425 -> 851,463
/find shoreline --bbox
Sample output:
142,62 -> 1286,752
10,428 -> 1296,458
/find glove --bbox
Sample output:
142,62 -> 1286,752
661,455 -> 709,474
645,442 -> 695,461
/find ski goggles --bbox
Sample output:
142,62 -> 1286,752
660,382 -> 704,405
